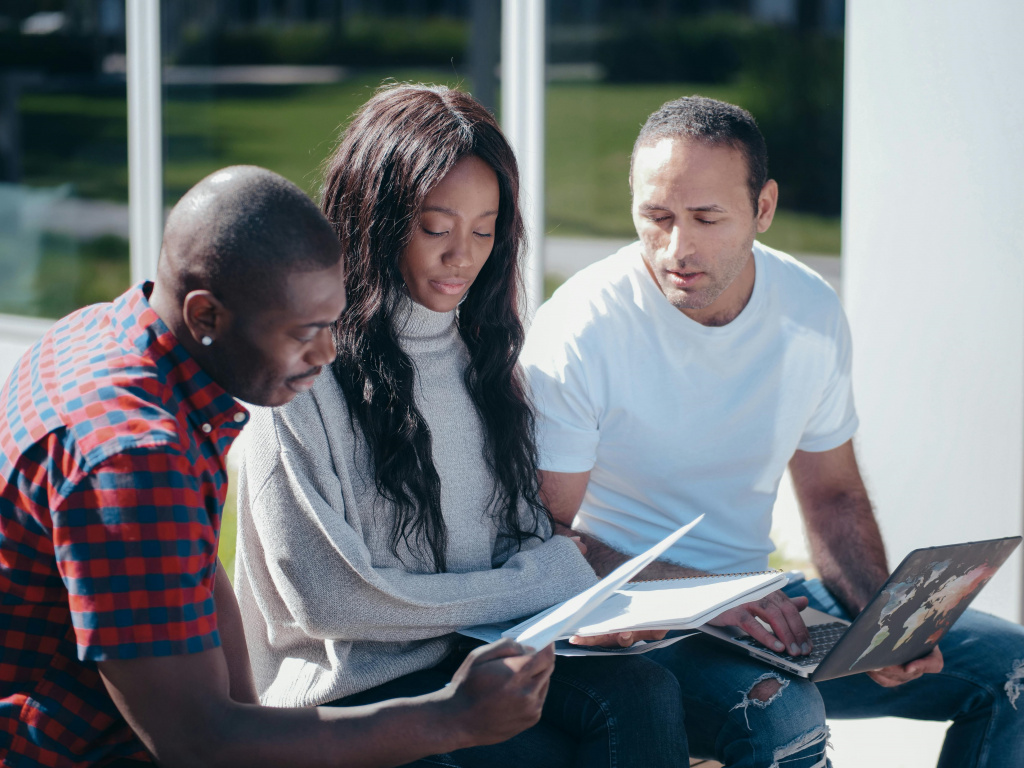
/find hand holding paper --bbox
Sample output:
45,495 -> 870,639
512,515 -> 705,652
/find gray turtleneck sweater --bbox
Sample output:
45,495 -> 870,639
234,300 -> 598,707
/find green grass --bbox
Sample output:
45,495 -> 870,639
10,74 -> 838,320
161,70 -> 470,204
18,72 -> 839,248
544,80 -> 840,252
19,89 -> 130,201
759,209 -> 841,255
545,80 -> 746,239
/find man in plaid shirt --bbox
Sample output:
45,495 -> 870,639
0,166 -> 554,768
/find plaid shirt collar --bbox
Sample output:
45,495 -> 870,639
115,282 -> 249,437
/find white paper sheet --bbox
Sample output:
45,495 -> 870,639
510,515 -> 704,652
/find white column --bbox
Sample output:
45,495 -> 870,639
501,0 -> 546,321
843,0 -> 1024,622
126,0 -> 163,282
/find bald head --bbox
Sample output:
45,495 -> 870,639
160,165 -> 340,311
150,166 -> 346,407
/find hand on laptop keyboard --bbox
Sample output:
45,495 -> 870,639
707,590 -> 814,656
738,622 -> 847,665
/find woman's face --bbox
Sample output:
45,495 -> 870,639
399,155 -> 500,313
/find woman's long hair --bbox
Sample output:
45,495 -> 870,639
320,83 -> 549,573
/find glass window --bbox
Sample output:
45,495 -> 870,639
0,0 -> 129,320
160,2 -> 499,212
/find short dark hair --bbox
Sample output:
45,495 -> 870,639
162,165 -> 340,311
632,95 -> 769,213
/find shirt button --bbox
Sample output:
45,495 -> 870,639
234,412 -> 247,423
201,423 -> 212,434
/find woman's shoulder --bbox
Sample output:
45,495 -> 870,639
248,370 -> 352,448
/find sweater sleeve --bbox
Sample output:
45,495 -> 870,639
239,384 -> 598,645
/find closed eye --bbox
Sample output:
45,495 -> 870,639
423,227 -> 448,237
295,324 -> 333,343
473,231 -> 493,238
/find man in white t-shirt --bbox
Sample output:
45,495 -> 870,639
523,96 -> 1024,768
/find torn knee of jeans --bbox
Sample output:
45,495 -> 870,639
1006,658 -> 1024,711
749,676 -> 785,703
769,725 -> 831,768
729,672 -> 790,728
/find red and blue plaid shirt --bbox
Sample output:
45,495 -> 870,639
0,283 -> 248,767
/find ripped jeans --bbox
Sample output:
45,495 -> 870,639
647,579 -> 1024,768
648,632 -> 830,768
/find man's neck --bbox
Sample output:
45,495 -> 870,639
148,280 -> 201,359
682,251 -> 756,327
147,281 -> 177,334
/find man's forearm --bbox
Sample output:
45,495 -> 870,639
791,442 -> 890,617
214,559 -> 259,704
198,692 -> 469,768
805,490 -> 889,616
570,529 -> 707,580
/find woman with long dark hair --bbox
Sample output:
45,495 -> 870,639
234,84 -> 687,766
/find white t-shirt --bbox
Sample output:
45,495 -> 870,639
522,240 -> 858,573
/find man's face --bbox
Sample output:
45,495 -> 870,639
631,137 -> 776,326
218,261 -> 346,407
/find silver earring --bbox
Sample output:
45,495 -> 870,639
201,336 -> 213,346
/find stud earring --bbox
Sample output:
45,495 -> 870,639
201,336 -> 213,346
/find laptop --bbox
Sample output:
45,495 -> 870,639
699,536 -> 1021,682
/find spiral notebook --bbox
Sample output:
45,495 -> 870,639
459,515 -> 788,654
543,569 -> 788,637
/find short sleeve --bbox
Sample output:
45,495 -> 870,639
521,303 -> 602,473
53,447 -> 220,661
797,306 -> 860,452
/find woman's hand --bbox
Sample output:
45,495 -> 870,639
567,629 -> 669,648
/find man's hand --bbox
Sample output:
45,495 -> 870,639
553,520 -> 587,555
866,646 -> 944,687
442,639 -> 554,748
97,637 -> 554,768
567,629 -> 669,648
708,591 -> 814,656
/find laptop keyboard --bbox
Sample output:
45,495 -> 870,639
737,622 -> 848,666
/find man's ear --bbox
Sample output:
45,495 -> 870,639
182,290 -> 229,346
755,179 -> 779,234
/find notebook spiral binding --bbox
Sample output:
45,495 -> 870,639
631,569 -> 784,585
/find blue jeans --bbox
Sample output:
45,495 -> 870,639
331,642 -> 689,767
648,579 -> 1024,768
